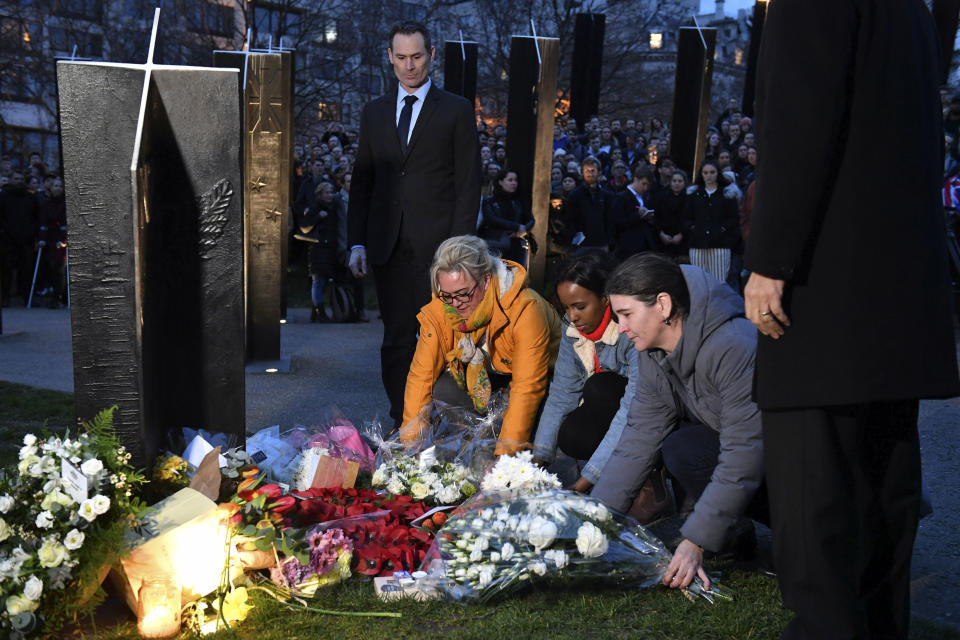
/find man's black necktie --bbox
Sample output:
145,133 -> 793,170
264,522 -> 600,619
398,94 -> 418,155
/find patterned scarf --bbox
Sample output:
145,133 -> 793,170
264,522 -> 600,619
576,304 -> 613,373
442,277 -> 497,413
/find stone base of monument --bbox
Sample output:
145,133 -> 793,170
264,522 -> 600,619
245,353 -> 292,374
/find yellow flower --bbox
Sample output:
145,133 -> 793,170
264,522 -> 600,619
220,586 -> 253,624
337,549 -> 352,580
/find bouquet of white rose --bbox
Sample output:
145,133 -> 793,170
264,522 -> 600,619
371,446 -> 477,505
421,489 -> 730,605
0,408 -> 148,639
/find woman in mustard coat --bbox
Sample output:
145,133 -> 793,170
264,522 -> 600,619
402,235 -> 561,452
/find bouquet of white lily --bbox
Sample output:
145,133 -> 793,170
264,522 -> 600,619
372,447 -> 477,505
421,489 -> 731,605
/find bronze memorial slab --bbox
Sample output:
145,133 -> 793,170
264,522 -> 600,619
58,11 -> 245,466
214,49 -> 293,364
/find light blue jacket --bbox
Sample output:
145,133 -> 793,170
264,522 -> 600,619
532,318 -> 638,483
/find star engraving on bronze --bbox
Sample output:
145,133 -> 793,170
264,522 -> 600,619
264,208 -> 283,221
252,238 -> 266,251
250,177 -> 267,192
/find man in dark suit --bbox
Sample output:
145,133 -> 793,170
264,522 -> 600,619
743,1 -> 960,638
566,157 -> 613,251
347,22 -> 481,428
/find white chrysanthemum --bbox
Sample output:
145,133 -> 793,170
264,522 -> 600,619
23,434 -> 37,446
500,542 -> 515,561
419,472 -> 439,487
385,477 -> 405,495
91,494 -> 110,515
63,528 -> 85,551
469,547 -> 483,562
35,511 -> 54,529
23,575 -> 42,601
371,466 -> 388,487
531,561 -> 547,576
575,522 -> 609,558
80,458 -> 104,476
0,496 -> 13,514
437,484 -> 461,505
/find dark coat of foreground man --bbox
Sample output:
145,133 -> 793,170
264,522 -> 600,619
347,23 -> 481,427
744,1 -> 960,638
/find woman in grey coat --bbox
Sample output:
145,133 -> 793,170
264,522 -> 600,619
592,253 -> 766,591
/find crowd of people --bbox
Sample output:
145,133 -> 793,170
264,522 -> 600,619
288,98 -> 765,326
0,153 -> 67,309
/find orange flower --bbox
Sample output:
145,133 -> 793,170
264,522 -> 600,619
217,502 -> 241,518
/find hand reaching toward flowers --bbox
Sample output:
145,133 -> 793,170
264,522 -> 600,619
662,539 -> 710,590
569,477 -> 594,493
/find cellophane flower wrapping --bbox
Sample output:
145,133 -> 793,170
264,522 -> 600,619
285,489 -> 433,577
247,407 -> 376,487
420,489 -> 683,604
370,446 -> 477,505
368,392 -> 514,505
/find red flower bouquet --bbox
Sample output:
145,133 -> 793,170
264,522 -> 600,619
288,488 -> 433,577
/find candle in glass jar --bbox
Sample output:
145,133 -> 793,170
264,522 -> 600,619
138,604 -> 179,637
137,577 -> 181,639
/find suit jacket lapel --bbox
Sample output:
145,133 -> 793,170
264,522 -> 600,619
403,85 -> 440,162
374,94 -> 404,160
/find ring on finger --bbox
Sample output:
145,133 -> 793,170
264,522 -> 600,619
760,311 -> 772,317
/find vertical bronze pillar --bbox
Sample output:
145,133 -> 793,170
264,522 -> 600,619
58,57 -> 245,467
570,13 -> 605,132
444,40 -> 479,107
506,36 -> 560,290
214,50 -> 293,362
742,1 -> 768,118
669,26 -> 717,179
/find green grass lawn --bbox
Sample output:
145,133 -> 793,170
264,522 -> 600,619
2,384 -> 958,640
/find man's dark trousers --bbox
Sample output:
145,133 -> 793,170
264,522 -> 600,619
373,229 -> 430,429
763,401 -> 921,640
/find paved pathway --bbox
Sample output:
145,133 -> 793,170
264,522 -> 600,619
1,305 -> 958,628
